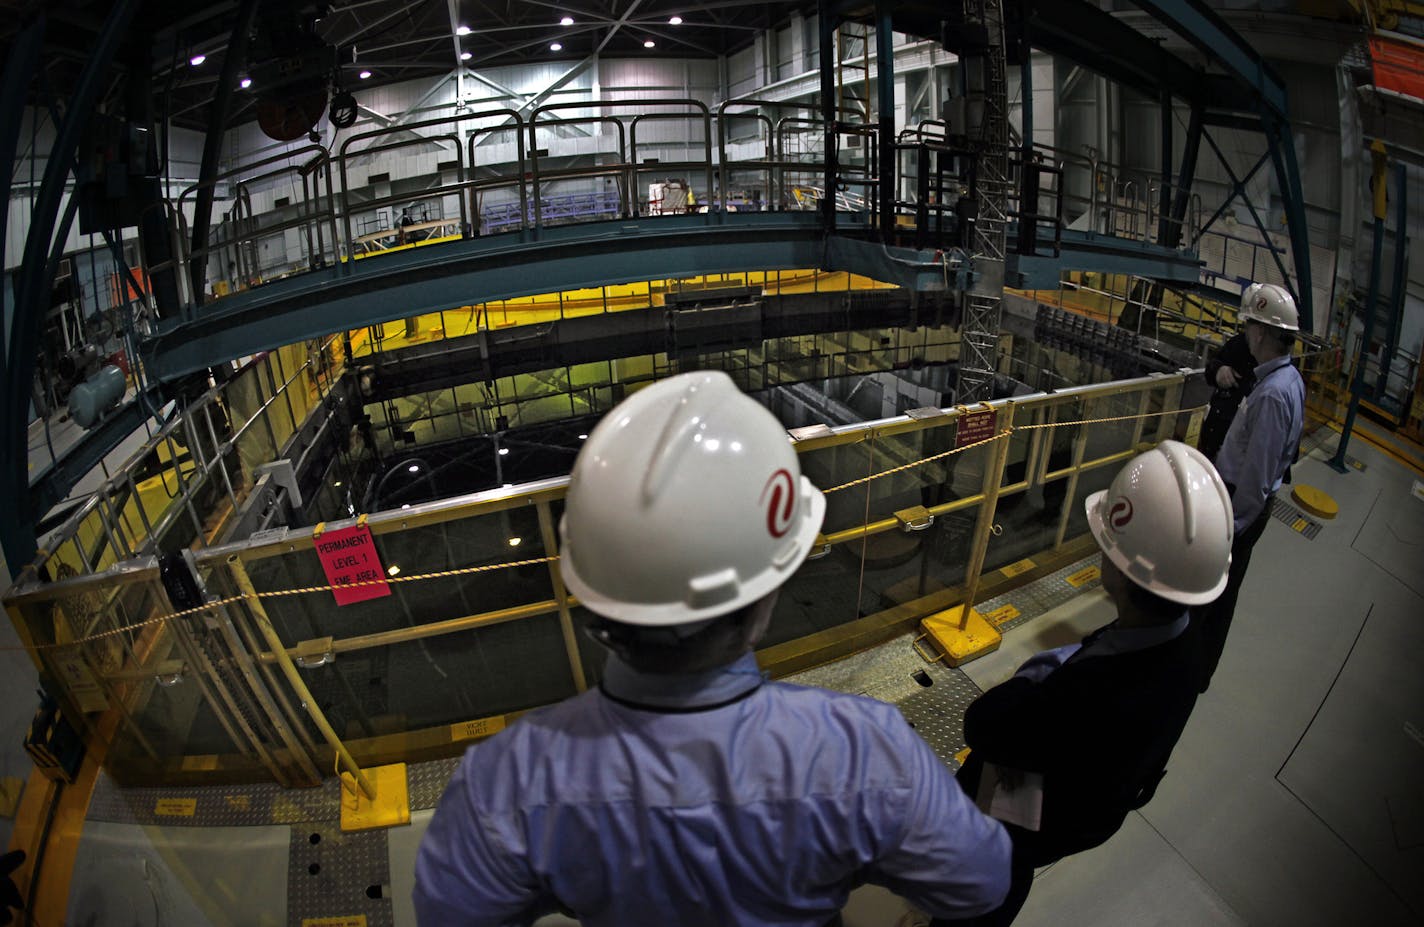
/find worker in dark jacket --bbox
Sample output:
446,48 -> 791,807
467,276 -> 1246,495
951,440 -> 1234,927
1199,330 -> 1257,462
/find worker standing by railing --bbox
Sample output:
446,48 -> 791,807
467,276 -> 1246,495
413,370 -> 1012,927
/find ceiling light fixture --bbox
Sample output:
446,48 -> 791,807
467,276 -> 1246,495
456,24 -> 472,35
643,39 -> 656,48
240,77 -> 252,89
498,447 -> 510,456
669,15 -> 682,24
359,70 -> 372,80
189,54 -> 206,66
508,537 -> 522,547
388,565 -> 401,576
408,464 -> 420,473
560,15 -> 574,26
550,42 -> 562,51
460,50 -> 472,60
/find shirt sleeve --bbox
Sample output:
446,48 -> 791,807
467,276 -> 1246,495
1228,390 -> 1292,534
865,722 -> 1012,918
413,752 -> 547,927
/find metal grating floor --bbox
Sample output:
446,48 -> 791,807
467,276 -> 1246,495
785,554 -> 1100,768
1270,495 -> 1323,540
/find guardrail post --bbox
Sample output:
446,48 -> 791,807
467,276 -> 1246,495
955,402 -> 1016,630
536,501 -> 587,693
229,555 -> 375,800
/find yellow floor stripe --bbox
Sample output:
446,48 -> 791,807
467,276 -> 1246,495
6,711 -> 119,926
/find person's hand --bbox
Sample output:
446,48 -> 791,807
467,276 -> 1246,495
1215,366 -> 1240,389
1013,643 -> 1079,682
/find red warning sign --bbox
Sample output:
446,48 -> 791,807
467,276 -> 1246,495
955,408 -> 998,449
314,525 -> 392,606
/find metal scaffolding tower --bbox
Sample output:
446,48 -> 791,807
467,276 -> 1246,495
955,0 -> 1011,404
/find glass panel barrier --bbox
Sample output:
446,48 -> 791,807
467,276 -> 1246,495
7,372 -> 1208,786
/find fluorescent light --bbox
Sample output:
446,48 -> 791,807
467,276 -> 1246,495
578,434 -> 588,440
240,77 -> 252,89
669,15 -> 682,24
359,70 -> 372,80
387,565 -> 401,576
190,54 -> 206,66
643,39 -> 655,48
550,42 -> 562,51
508,537 -> 522,547
408,464 -> 420,473
560,16 -> 574,26
401,503 -> 411,510
498,447 -> 510,456
333,481 -> 343,488
456,24 -> 471,35
460,50 -> 472,60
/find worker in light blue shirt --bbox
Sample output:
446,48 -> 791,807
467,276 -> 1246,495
414,371 -> 1011,927
1195,283 -> 1305,691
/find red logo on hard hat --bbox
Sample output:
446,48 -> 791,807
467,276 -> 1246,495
761,469 -> 796,538
1108,497 -> 1133,531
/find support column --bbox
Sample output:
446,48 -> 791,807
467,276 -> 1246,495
1157,91 -> 1172,244
3,4 -> 137,573
189,0 -> 262,309
1265,113 -> 1314,331
819,1 -> 839,235
1376,160 -> 1408,403
876,1 -> 896,242
1165,102 -> 1203,250
1330,141 -> 1388,473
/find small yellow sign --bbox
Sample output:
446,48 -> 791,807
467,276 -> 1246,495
154,798 -> 197,817
1000,558 -> 1036,578
301,918 -> 368,927
451,716 -> 507,743
984,604 -> 1021,627
224,794 -> 251,811
1292,518 -> 1309,533
181,754 -> 219,771
1065,566 -> 1101,588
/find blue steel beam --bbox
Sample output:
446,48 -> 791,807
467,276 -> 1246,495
1376,161 -> 1408,403
1128,0 -> 1289,120
0,18 -> 45,371
1029,0 -> 1242,112
144,213 -> 842,382
1263,113 -> 1314,331
3,0 -> 138,572
142,211 -> 1205,384
1010,227 -> 1203,290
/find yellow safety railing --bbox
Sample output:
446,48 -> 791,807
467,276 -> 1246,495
5,368 -> 1201,787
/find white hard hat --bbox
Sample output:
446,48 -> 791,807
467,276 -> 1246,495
1239,282 -> 1299,331
1085,440 -> 1233,606
559,371 -> 826,627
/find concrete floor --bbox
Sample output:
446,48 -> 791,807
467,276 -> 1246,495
28,429 -> 1424,925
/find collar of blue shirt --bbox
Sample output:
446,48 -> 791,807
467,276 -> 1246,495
1071,611 -> 1190,663
600,651 -> 766,711
1252,354 -> 1294,381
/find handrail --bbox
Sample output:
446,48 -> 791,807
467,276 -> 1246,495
10,370 -> 1192,607
465,111 -> 528,234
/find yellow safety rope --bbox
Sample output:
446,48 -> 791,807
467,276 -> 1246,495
821,404 -> 1205,495
9,403 -> 1206,655
5,556 -> 559,653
